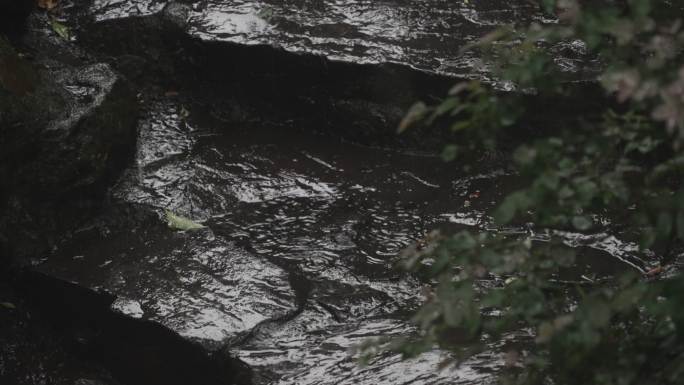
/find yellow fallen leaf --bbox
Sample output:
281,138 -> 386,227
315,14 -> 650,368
397,102 -> 427,133
37,0 -> 59,10
165,210 -> 206,231
50,20 -> 70,40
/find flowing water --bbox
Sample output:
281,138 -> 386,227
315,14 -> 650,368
89,0 -> 550,77
39,95 -> 646,385
40,97 -> 511,384
31,1 -> 646,384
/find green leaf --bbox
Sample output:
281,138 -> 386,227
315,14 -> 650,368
574,179 -> 598,202
640,227 -> 656,249
50,20 -> 70,40
494,191 -> 529,224
398,102 -> 428,133
541,0 -> 557,13
450,120 -> 471,132
552,246 -> 576,267
165,210 -> 206,231
433,97 -> 460,118
1,302 -> 16,309
495,200 -> 517,225
535,173 -> 559,190
448,82 -> 471,96
513,145 -> 537,166
572,216 -> 592,231
656,212 -> 673,239
558,185 -> 574,200
536,321 -> 555,343
257,5 -> 275,21
441,145 -> 459,162
676,210 -> 684,240
585,299 -> 612,328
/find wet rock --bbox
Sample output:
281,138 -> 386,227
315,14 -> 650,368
87,0 -> 542,77
71,5 -> 603,153
239,308 -> 512,385
0,270 -> 252,385
0,0 -> 34,34
161,2 -> 191,28
2,62 -> 133,194
0,38 -> 39,95
23,59 -> 646,385
39,205 -> 298,349
74,12 -> 457,148
35,97 -> 527,384
74,379 -> 118,385
188,0 -> 544,76
0,274 -> 121,385
0,4 -> 639,385
0,17 -> 138,265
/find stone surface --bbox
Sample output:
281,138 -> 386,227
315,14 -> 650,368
36,94 -> 648,385
0,274 -> 120,385
0,271 -> 251,385
33,94 -> 498,384
88,0 -> 545,77
72,4 -> 599,154
39,100 -> 299,349
0,16 -> 138,264
76,11 -> 459,149
0,3 -> 648,385
43,220 -> 299,347
0,0 -> 33,34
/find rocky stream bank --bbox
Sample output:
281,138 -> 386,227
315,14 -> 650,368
0,2 -> 653,385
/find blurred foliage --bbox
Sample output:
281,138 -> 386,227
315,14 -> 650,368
365,1 -> 684,384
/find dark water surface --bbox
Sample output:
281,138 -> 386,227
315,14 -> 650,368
89,0 -> 547,77
30,1 -> 642,384
39,96 -> 647,385
41,98 -> 506,384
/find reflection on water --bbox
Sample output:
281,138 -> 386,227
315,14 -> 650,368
39,97 -> 648,384
39,98 -> 502,383
188,0 -> 541,75
91,0 -> 166,20
242,316 -> 518,385
89,0 -> 545,76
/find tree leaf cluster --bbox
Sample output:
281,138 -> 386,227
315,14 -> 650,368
373,1 -> 684,383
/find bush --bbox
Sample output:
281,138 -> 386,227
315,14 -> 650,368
370,1 -> 684,384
